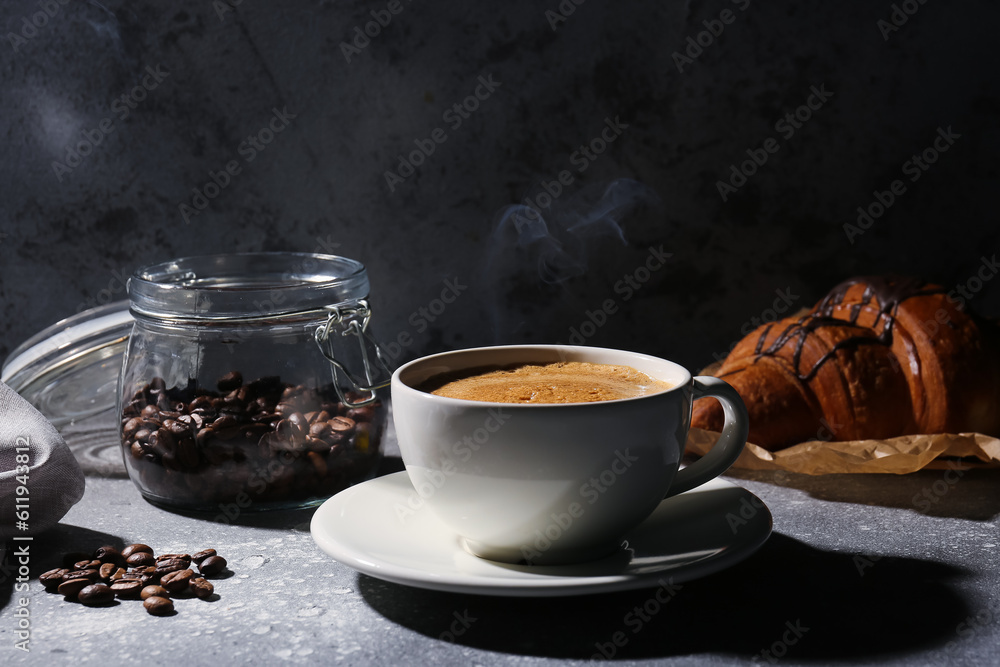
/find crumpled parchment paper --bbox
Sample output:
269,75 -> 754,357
686,427 -> 1000,474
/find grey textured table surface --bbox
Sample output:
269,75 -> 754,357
2,422 -> 999,666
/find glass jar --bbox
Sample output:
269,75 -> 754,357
118,252 -> 390,514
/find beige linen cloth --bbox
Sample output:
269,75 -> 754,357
0,380 -> 86,543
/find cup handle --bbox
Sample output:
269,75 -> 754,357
666,376 -> 749,497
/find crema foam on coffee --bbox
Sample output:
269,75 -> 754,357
424,361 -> 672,404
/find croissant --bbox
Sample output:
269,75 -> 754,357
692,276 -> 1000,451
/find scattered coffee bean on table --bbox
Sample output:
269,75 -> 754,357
40,544 -> 229,616
141,585 -> 169,600
110,580 -> 144,599
121,544 -> 153,559
78,584 -> 115,606
39,568 -> 68,591
56,578 -> 91,600
127,552 -> 156,567
143,596 -> 174,616
160,569 -> 194,593
189,577 -> 214,599
198,555 -> 228,576
94,546 -> 126,567
191,549 -> 216,564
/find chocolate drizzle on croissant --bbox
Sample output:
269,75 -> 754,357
694,276 -> 1000,451
746,277 -> 946,382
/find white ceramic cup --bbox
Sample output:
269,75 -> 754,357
391,345 -> 748,565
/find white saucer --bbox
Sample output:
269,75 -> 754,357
311,471 -> 771,597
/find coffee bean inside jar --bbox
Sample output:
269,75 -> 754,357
121,371 -> 386,511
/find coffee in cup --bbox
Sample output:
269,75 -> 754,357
421,361 -> 673,404
391,345 -> 748,565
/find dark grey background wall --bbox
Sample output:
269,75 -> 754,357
1,0 -> 997,372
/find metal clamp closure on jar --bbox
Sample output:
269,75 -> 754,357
314,299 -> 391,407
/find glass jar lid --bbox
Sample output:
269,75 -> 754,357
129,252 -> 370,322
1,300 -> 134,427
2,252 -> 373,425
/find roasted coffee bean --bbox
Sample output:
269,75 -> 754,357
121,543 -> 153,559
78,583 -> 115,606
190,549 -> 216,564
138,574 -> 159,586
288,412 -> 308,431
275,418 -> 305,444
212,413 -> 238,430
143,595 -> 174,616
166,420 -> 190,437
57,578 -> 92,599
127,552 -> 156,567
196,427 -> 214,446
189,395 -> 213,411
306,436 -> 329,453
74,558 -> 102,570
94,545 -> 126,566
63,569 -> 100,583
123,417 -> 142,439
141,416 -> 163,431
123,374 -> 384,506
328,416 -> 356,433
109,567 -> 128,582
40,568 -> 69,591
157,553 -> 192,564
155,558 -> 189,576
309,422 -> 330,439
217,370 -> 243,392
110,579 -> 143,599
149,428 -> 176,454
99,563 -> 118,580
160,568 -> 194,593
149,377 -> 166,392
141,585 -> 170,600
324,429 -> 347,445
224,389 -> 243,407
346,406 -> 374,422
189,577 -> 214,599
198,556 -> 228,576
